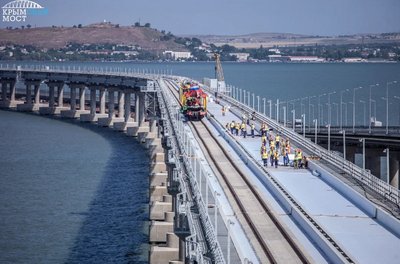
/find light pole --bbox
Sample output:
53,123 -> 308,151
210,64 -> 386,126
268,99 -> 272,118
353,86 -> 363,133
292,109 -> 295,130
252,93 -> 255,109
308,95 -> 316,131
283,106 -> 287,127
328,91 -> 336,126
247,91 -> 250,106
302,114 -> 306,137
359,138 -> 365,170
383,148 -> 390,184
371,99 -> 377,125
318,93 -> 326,130
359,100 -> 366,127
340,89 -> 349,130
327,124 -> 331,151
257,95 -> 260,112
340,130 -> 346,160
262,97 -> 266,115
239,88 -> 242,103
368,84 -> 379,133
343,102 -> 348,126
333,102 -> 339,127
386,81 -> 397,134
313,119 -> 318,144
276,99 -> 280,123
309,104 -> 315,132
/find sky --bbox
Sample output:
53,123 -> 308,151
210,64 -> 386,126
1,0 -> 400,36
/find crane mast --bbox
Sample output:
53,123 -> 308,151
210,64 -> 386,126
214,53 -> 225,82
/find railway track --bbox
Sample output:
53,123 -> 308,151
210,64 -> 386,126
164,79 -> 310,263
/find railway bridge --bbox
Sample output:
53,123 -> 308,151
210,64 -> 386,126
1,65 -> 400,264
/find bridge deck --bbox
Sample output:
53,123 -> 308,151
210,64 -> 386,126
206,98 -> 400,264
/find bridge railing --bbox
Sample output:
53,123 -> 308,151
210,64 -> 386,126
157,79 -> 225,263
297,126 -> 400,137
211,89 -> 400,206
0,63 -> 172,80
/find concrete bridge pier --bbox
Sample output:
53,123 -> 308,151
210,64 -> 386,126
80,87 -> 108,122
39,82 -> 68,115
0,81 -> 20,108
61,84 -> 90,118
114,91 -> 137,131
17,81 -> 42,112
389,153 -> 399,189
98,89 -> 124,127
127,92 -> 151,138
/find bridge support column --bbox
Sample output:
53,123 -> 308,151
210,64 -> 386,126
1,80 -> 20,109
18,81 -> 41,112
124,91 -> 131,123
114,91 -> 137,132
34,83 -> 40,105
366,151 -> 381,180
1,82 -> 7,103
49,84 -> 55,108
90,88 -> 96,115
135,92 -> 140,122
118,91 -> 124,118
99,88 -> 106,114
81,87 -> 107,122
57,85 -> 64,107
10,80 -> 16,103
70,86 -> 76,111
60,84 -> 89,118
139,92 -> 145,126
98,89 -> 123,127
108,90 -> 115,118
39,82 -> 68,115
79,87 -> 85,110
389,153 -> 399,189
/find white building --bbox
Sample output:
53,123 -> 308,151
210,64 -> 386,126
229,52 -> 250,62
289,56 -> 325,62
163,50 -> 192,60
342,57 -> 366,63
268,48 -> 281,54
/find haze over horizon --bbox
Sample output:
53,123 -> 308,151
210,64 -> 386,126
1,0 -> 399,36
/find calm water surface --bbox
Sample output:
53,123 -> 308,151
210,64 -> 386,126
0,110 -> 149,263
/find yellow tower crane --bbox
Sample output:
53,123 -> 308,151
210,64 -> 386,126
214,53 -> 225,82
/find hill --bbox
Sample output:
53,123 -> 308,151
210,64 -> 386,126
0,22 -> 186,51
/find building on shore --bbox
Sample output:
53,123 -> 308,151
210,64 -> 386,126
229,52 -> 250,62
163,50 -> 192,60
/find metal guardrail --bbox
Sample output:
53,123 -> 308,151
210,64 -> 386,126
157,79 -> 225,263
0,64 -> 169,80
212,91 -> 400,206
300,126 -> 400,137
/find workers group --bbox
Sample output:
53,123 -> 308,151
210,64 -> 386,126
225,112 -> 306,169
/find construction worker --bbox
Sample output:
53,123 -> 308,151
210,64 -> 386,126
297,149 -> 303,168
261,149 -> 269,167
275,134 -> 281,150
260,145 -> 267,155
261,123 -> 267,136
261,134 -> 267,146
269,148 -> 275,167
273,149 -> 279,168
282,148 -> 289,166
241,122 -> 247,138
270,138 -> 276,149
230,121 -> 235,134
250,123 -> 255,138
235,122 -> 240,136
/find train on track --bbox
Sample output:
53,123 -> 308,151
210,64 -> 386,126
179,81 -> 207,120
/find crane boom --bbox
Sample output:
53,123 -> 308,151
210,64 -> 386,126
214,53 -> 225,82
